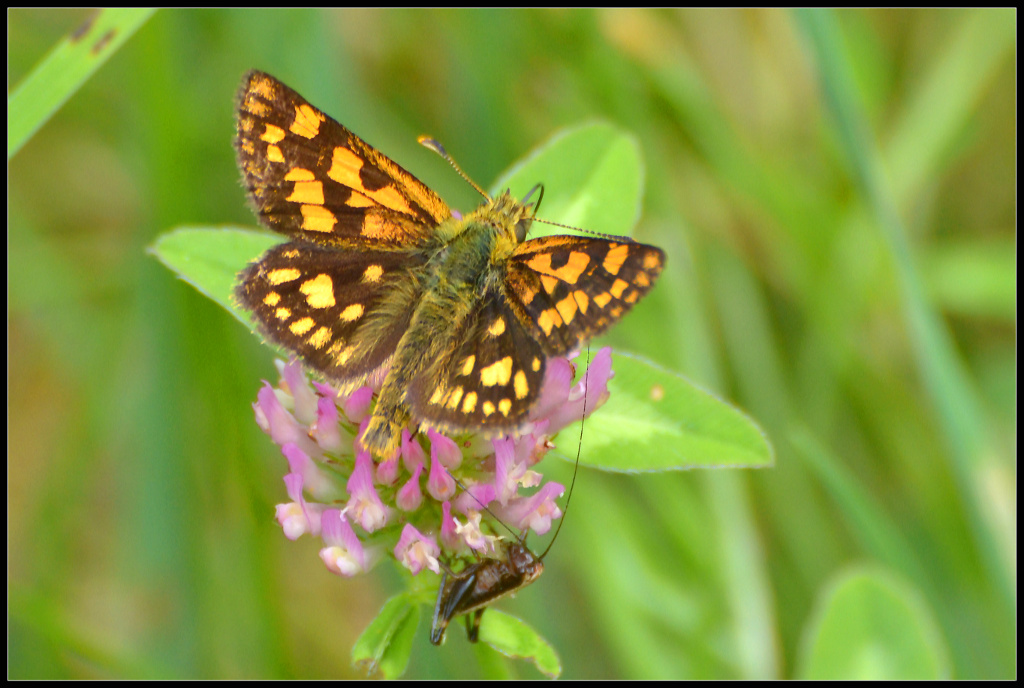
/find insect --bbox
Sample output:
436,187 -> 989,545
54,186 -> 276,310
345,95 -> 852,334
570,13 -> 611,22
431,540 -> 544,645
234,71 -> 665,458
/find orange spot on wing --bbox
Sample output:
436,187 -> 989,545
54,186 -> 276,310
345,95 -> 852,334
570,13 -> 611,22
602,243 -> 630,276
366,184 -> 413,216
290,104 -> 324,139
300,204 -> 336,233
328,147 -> 365,187
287,180 -> 325,205
643,251 -> 663,270
572,289 -> 590,314
553,251 -> 590,284
260,123 -> 286,144
555,293 -> 578,324
284,167 -> 316,181
308,326 -> 332,349
300,274 -> 335,308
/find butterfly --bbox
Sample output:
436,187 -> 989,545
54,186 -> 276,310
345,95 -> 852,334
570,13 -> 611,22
234,71 -> 664,457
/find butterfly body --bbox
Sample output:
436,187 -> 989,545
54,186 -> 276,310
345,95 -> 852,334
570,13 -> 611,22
361,192 -> 534,453
235,71 -> 665,457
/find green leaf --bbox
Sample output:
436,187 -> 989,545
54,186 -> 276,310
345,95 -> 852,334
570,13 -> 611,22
492,122 -> 644,239
797,566 -> 950,680
477,609 -> 562,679
8,8 -> 156,158
557,351 -> 773,471
148,226 -> 279,327
151,125 -> 765,474
351,594 -> 421,679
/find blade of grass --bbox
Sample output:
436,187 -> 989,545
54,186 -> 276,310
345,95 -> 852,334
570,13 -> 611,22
8,8 -> 156,158
794,5 -> 1012,612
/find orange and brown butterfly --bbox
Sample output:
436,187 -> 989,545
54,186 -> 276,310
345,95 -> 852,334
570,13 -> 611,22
234,70 -> 665,458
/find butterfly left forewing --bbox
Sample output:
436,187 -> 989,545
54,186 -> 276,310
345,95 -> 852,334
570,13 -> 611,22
235,70 -> 461,391
505,235 -> 665,355
235,70 -> 451,248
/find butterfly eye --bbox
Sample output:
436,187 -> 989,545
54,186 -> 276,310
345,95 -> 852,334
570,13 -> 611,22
514,216 -> 533,242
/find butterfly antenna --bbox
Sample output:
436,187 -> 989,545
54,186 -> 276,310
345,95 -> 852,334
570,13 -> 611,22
532,216 -> 637,244
538,346 -> 588,561
418,136 -> 491,201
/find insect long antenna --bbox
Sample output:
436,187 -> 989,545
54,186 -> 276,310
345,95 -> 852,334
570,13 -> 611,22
418,136 -> 491,201
448,474 -> 522,543
537,346 -> 588,561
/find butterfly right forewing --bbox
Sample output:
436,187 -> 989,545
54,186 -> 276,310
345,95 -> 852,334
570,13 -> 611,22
505,235 -> 665,356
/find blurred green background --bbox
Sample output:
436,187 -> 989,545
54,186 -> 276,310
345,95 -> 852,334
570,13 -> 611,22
8,8 -> 1015,679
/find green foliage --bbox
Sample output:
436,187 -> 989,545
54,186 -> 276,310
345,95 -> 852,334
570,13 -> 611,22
351,594 -> 421,679
797,566 -> 949,679
8,8 -> 1015,681
476,610 -> 562,679
150,227 -> 277,327
8,8 -> 155,158
560,352 -> 772,471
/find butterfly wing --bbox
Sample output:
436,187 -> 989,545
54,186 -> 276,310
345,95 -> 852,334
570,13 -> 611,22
407,235 -> 664,435
235,70 -> 451,248
235,241 -> 427,387
234,71 -> 457,387
505,235 -> 665,356
406,285 -> 549,436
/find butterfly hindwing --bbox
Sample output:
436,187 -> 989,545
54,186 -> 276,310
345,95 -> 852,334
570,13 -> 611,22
235,70 -> 451,248
235,241 -> 427,386
407,288 -> 548,436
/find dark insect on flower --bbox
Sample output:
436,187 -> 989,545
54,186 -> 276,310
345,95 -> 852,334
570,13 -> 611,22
431,538 -> 545,645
